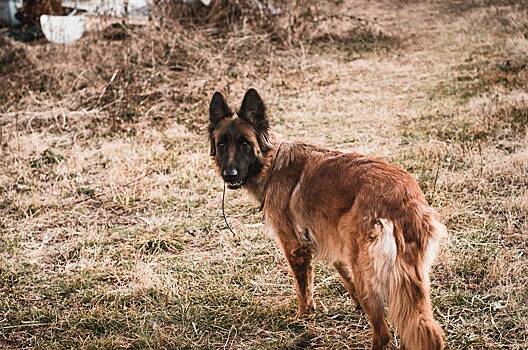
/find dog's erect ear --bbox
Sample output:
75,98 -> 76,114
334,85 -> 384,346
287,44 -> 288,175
239,88 -> 266,126
208,91 -> 231,156
209,91 -> 231,127
239,89 -> 272,153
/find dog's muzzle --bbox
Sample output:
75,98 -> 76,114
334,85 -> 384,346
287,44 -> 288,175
223,169 -> 242,188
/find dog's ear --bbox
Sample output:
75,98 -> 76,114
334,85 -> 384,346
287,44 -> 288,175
209,91 -> 231,127
239,89 -> 272,153
239,88 -> 267,126
208,91 -> 231,156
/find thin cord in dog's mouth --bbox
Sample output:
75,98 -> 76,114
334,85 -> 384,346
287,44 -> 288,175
222,182 -> 236,236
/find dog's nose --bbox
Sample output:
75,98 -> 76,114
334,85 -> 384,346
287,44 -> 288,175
223,168 -> 238,182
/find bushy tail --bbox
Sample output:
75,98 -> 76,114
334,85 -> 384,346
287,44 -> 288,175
387,214 -> 446,350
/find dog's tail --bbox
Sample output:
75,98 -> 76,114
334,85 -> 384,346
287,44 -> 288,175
372,208 -> 446,350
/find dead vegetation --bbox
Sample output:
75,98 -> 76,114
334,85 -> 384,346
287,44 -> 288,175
1,0 -> 396,134
1,0 -> 527,349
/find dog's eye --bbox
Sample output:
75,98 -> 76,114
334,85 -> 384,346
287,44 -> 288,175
241,142 -> 250,153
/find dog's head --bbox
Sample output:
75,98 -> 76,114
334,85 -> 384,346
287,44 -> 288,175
208,89 -> 272,189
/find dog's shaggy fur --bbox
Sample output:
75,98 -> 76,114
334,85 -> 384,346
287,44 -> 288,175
208,89 -> 446,350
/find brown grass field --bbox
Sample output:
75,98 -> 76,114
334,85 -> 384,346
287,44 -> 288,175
1,0 -> 527,349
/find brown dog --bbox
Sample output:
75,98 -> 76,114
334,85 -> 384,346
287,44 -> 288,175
208,89 -> 446,350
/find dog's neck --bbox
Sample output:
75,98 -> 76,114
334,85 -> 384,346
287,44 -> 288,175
244,133 -> 283,205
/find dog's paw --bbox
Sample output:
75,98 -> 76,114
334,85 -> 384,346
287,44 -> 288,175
295,304 -> 316,318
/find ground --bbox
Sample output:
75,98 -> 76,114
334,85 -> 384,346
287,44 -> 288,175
1,0 -> 527,349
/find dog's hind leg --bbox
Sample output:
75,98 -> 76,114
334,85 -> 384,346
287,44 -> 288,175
333,261 -> 361,309
353,270 -> 391,350
339,213 -> 393,349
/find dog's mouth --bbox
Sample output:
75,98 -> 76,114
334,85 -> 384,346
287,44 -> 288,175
226,180 -> 243,189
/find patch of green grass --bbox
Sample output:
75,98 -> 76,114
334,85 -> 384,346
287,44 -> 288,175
432,54 -> 528,103
29,149 -> 64,169
76,187 -> 96,198
138,238 -> 184,255
401,104 -> 527,146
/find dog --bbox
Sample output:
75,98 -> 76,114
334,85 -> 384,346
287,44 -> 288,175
208,89 -> 446,350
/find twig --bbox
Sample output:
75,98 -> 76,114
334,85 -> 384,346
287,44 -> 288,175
0,110 -> 102,128
1,322 -> 53,330
223,325 -> 237,350
97,69 -> 119,106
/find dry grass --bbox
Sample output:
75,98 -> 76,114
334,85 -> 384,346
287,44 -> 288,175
1,0 -> 527,349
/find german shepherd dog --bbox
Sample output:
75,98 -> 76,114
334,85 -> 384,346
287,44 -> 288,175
208,89 -> 446,350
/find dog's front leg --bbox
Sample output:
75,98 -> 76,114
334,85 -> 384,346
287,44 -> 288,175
282,239 -> 315,318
